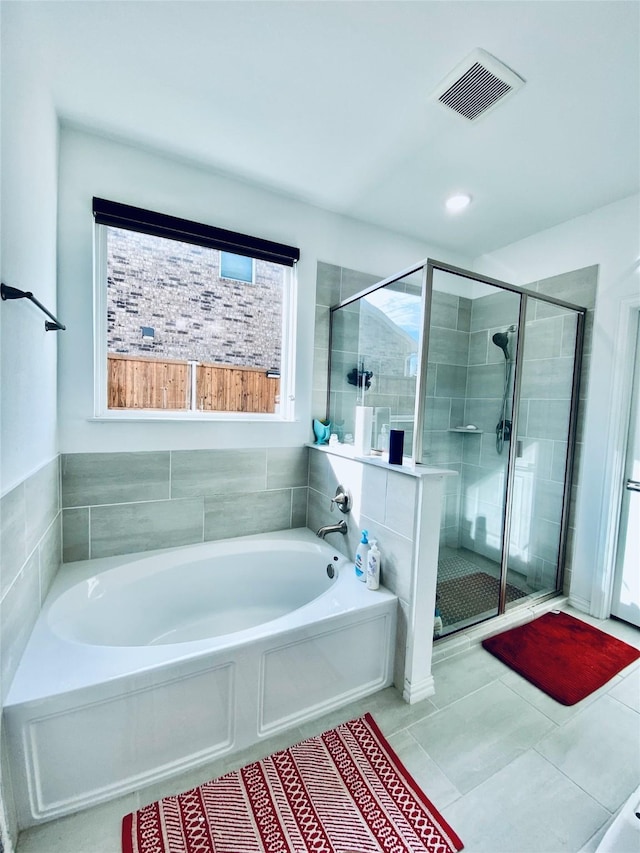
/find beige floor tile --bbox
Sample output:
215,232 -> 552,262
366,685 -> 438,734
536,694 -> 640,812
17,794 -> 134,853
408,681 -> 555,794
608,666 -> 640,712
386,728 -> 461,809
442,750 -> 609,853
578,821 -> 614,853
430,644 -> 509,708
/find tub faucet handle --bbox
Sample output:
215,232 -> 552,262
330,485 -> 351,514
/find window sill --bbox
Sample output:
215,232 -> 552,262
91,411 -> 294,423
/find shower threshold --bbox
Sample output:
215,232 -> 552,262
432,591 -> 567,664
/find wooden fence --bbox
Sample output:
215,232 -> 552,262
107,354 -> 280,413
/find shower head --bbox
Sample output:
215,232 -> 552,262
492,331 -> 510,359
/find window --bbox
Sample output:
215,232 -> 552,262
93,198 -> 299,419
220,251 -> 254,283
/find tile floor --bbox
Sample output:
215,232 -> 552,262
15,606 -> 640,853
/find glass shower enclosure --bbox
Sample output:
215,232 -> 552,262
327,259 -> 586,638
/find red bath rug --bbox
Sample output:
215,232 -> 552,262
122,712 -> 463,853
482,610 -> 640,705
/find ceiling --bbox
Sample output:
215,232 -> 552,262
6,0 -> 640,256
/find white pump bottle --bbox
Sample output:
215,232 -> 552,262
366,540 -> 380,590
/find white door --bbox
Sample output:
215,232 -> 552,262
611,312 -> 640,627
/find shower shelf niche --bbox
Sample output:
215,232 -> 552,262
448,427 -> 484,434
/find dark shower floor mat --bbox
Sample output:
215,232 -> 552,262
437,571 -> 527,627
437,550 -> 498,581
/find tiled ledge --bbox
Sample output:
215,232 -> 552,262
306,443 -> 458,479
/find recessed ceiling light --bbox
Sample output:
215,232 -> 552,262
446,193 -> 472,213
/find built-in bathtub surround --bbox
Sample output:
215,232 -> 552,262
60,447 -> 308,561
5,530 -> 396,827
0,457 -> 62,704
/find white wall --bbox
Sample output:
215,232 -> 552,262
1,8 -> 61,848
474,193 -> 640,614
57,126 -> 472,453
0,11 -> 59,495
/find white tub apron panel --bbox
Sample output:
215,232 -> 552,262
4,529 -> 397,827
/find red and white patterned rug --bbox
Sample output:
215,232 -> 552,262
122,712 -> 463,853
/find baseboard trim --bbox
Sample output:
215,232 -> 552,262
402,674 -> 435,705
568,594 -> 591,614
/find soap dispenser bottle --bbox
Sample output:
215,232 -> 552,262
378,424 -> 390,452
355,530 -> 369,582
366,540 -> 380,590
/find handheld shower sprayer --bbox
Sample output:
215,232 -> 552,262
492,324 -> 517,454
492,331 -> 510,359
491,325 -> 517,360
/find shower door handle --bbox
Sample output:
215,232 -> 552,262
625,479 -> 640,492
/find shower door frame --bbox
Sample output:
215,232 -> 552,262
422,260 -> 587,613
326,257 -> 587,615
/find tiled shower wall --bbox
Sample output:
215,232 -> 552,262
497,296 -> 582,586
61,447 -> 308,561
328,293 -> 419,445
455,269 -> 596,590
457,286 -> 521,560
526,265 -> 597,594
420,290 -> 473,544
422,266 -> 597,594
312,262 -> 381,423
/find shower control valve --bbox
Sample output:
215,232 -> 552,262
330,485 -> 351,514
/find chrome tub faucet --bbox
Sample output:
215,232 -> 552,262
316,520 -> 348,539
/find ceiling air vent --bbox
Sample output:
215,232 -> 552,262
432,48 -> 525,121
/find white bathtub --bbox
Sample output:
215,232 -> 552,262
4,528 -> 397,827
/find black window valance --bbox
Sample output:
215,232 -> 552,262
92,197 -> 300,267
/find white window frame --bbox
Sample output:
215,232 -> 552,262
93,222 -> 297,422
